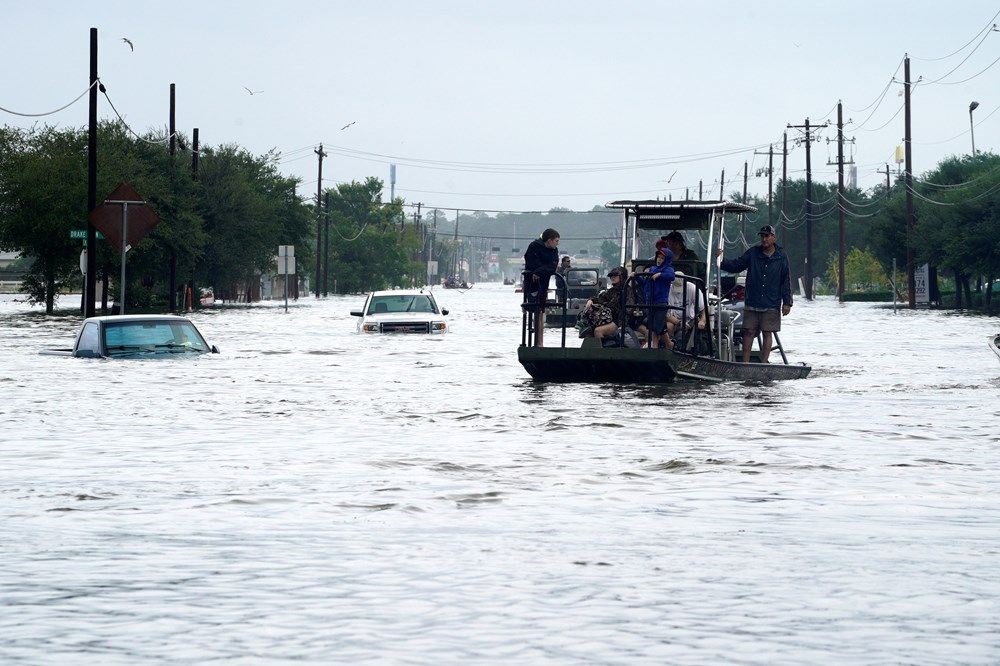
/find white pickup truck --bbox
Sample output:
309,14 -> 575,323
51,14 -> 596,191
41,315 -> 219,359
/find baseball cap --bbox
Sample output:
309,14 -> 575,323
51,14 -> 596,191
758,225 -> 776,236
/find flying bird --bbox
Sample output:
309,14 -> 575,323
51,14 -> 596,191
243,87 -> 263,95
122,37 -> 134,52
340,121 -> 356,130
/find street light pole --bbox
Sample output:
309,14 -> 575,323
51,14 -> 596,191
969,101 -> 979,155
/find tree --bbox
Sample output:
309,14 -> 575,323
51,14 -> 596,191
325,178 -> 418,292
826,247 -> 889,292
0,126 -> 88,312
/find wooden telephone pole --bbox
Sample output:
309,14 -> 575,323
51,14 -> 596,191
314,143 -> 327,298
787,118 -> 828,300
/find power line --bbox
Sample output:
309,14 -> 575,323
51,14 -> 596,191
921,28 -> 997,85
911,10 -> 1000,61
0,81 -> 97,117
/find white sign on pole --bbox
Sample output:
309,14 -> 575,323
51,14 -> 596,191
79,249 -> 87,275
915,263 -> 930,305
276,256 -> 296,275
278,245 -> 294,258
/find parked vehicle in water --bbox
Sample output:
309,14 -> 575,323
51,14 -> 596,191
517,200 -> 810,383
40,315 -> 219,359
544,268 -> 603,328
351,289 -> 449,334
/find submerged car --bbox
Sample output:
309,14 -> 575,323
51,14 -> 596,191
350,289 -> 449,334
41,315 -> 219,358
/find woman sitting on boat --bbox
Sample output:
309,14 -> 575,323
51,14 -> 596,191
578,266 -> 635,342
641,247 -> 675,349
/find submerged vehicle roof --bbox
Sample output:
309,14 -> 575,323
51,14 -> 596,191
83,314 -> 197,324
604,199 -> 758,231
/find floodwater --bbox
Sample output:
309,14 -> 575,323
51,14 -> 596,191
1,285 -> 999,664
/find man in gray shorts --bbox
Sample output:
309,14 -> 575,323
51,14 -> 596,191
716,225 -> 793,363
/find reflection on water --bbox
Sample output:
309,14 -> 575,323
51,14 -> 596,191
1,288 -> 999,663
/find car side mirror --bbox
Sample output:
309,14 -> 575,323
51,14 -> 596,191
211,345 -> 220,354
350,310 -> 363,317
441,309 -> 449,316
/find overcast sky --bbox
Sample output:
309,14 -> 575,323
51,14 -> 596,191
4,1 -> 1000,217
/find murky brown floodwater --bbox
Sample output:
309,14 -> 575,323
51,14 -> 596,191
2,285 -> 999,664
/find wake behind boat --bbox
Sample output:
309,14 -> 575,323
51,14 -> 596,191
517,200 -> 811,383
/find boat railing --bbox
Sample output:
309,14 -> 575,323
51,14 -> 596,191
622,274 -> 714,356
520,270 -> 569,348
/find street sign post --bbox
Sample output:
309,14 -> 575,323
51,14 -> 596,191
277,245 -> 295,313
89,183 -> 159,315
70,230 -> 103,240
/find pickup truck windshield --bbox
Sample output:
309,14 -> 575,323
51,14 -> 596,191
103,320 -> 210,356
367,295 -> 437,314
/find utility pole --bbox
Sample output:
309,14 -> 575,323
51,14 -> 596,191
168,83 -> 177,312
85,27 -> 98,317
826,105 -> 855,302
314,143 -> 327,298
431,209 -> 438,284
787,118 -> 828,300
904,55 -> 916,309
699,180 -> 702,200
779,132 -> 788,246
836,102 -> 846,301
453,211 -> 460,279
415,202 -> 423,283
741,160 -> 748,237
719,169 -> 725,200
190,127 -> 199,311
884,164 -> 891,197
323,192 -> 330,296
754,145 -> 775,227
191,128 -> 199,176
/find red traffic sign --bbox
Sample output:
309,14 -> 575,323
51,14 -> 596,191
88,182 -> 160,249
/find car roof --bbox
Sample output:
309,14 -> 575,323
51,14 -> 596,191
83,315 -> 196,324
368,290 -> 436,298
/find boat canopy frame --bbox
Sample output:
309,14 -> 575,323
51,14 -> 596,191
606,199 -> 759,356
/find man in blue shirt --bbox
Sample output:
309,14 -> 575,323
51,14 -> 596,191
716,225 -> 793,363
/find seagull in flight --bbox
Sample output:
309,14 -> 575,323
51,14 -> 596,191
243,87 -> 263,95
340,121 -> 356,131
122,37 -> 134,52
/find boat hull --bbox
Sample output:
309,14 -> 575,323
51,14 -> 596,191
672,351 -> 811,382
517,346 -> 678,383
990,334 -> 1000,361
517,346 -> 810,383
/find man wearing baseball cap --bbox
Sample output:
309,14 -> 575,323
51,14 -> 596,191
715,224 -> 792,363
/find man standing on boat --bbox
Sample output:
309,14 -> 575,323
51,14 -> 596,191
662,231 -> 700,263
716,225 -> 792,363
523,228 -> 560,347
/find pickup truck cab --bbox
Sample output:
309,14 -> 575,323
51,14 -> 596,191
350,289 -> 449,334
41,315 -> 219,358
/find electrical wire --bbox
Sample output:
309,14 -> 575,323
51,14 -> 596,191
326,215 -> 373,242
913,103 -> 1000,145
100,83 -> 177,145
921,28 -> 996,85
852,100 -> 905,133
935,52 -> 1000,86
911,10 -> 1000,61
846,58 -> 905,113
318,142 -> 774,175
0,81 -> 98,117
905,178 -> 1000,206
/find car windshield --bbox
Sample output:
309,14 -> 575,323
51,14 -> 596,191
367,295 -> 437,314
103,320 -> 210,356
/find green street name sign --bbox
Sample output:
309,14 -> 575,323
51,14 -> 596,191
70,229 -> 104,239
